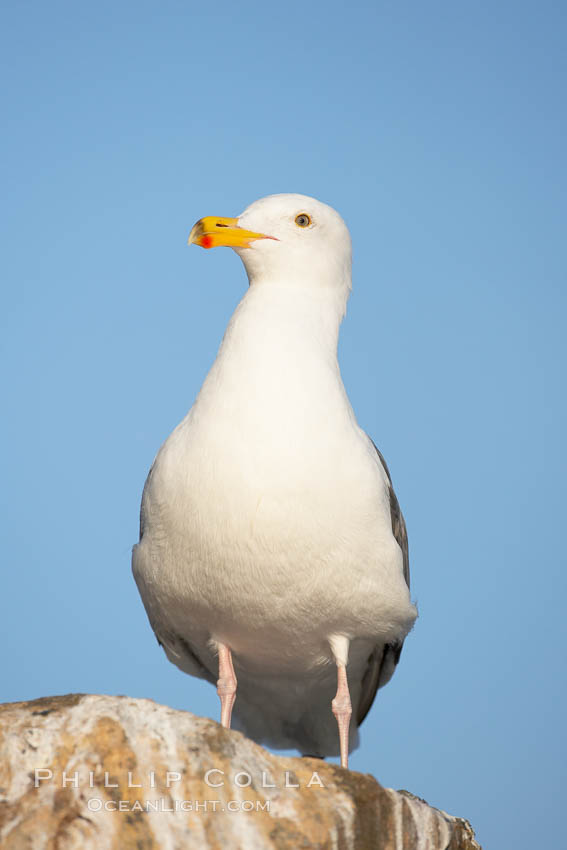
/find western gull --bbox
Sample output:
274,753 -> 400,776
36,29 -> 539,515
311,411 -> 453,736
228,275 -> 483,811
132,193 -> 417,768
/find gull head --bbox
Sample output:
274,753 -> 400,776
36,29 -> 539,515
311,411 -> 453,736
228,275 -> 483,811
189,193 -> 352,300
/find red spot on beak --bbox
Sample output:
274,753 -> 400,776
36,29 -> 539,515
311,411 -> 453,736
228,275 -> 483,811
202,235 -> 213,249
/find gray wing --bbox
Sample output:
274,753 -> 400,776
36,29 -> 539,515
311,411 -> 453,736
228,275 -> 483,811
357,440 -> 410,726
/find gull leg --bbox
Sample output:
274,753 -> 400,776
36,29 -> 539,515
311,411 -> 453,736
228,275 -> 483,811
216,642 -> 237,729
332,663 -> 352,768
329,635 -> 352,769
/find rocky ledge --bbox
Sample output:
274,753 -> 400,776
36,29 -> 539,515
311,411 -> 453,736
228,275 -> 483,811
0,694 -> 480,849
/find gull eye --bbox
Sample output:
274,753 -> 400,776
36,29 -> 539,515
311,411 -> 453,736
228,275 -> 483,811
295,213 -> 311,228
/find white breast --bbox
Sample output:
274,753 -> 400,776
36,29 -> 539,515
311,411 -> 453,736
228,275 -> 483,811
134,283 -> 415,673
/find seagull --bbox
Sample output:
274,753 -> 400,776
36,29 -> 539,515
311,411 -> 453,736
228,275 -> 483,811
132,194 -> 417,768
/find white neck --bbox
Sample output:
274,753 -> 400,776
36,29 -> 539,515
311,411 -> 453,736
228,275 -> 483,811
192,282 -> 350,430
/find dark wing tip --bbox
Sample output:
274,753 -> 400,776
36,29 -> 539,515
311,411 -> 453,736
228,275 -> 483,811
356,437 -> 411,725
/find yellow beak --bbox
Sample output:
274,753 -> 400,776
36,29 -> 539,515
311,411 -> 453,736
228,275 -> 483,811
188,216 -> 276,250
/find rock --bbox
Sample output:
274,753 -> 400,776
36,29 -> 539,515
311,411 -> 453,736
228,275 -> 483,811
0,694 -> 481,849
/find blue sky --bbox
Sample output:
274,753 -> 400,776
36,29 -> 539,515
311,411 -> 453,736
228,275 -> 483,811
2,2 -> 566,846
